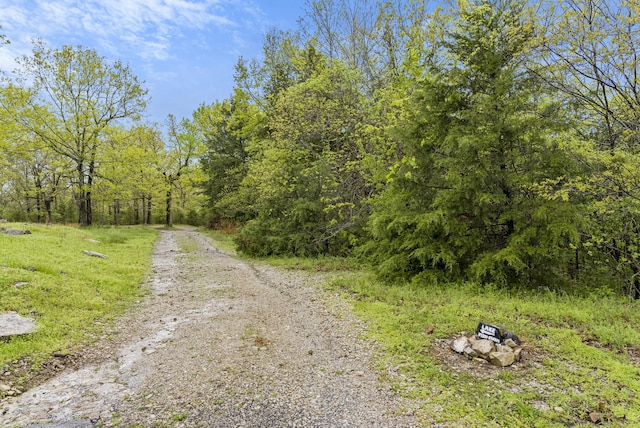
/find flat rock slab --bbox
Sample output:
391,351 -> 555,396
27,422 -> 94,428
0,312 -> 38,337
1,229 -> 32,235
82,250 -> 107,259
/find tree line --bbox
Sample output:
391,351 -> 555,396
2,0 -> 640,297
0,41 -> 203,227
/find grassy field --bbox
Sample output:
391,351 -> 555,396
0,223 -> 157,375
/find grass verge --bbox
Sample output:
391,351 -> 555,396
198,228 -> 237,255
327,274 -> 640,427
0,223 -> 157,381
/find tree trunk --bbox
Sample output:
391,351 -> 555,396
36,193 -> 42,223
87,160 -> 95,225
141,197 -> 146,225
134,198 -> 140,224
44,197 -> 52,225
146,196 -> 152,225
166,189 -> 173,228
77,163 -> 89,226
630,264 -> 640,300
113,200 -> 119,225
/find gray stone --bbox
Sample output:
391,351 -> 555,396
469,336 -> 495,358
513,347 -> 523,361
450,336 -> 470,354
463,346 -> 478,359
532,401 -> 551,412
496,344 -> 513,353
82,250 -> 107,259
503,330 -> 521,345
0,312 -> 38,337
1,229 -> 31,235
504,338 -> 518,348
489,351 -> 515,367
589,412 -> 603,423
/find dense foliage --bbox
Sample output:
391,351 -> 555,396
366,0 -> 582,287
0,43 -> 202,227
2,0 -> 640,295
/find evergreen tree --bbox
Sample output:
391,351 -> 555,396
366,0 -> 580,286
197,88 -> 262,227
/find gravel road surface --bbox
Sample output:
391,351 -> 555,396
1,228 -> 418,427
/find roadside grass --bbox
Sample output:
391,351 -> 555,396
0,223 -> 157,375
198,229 -> 364,271
198,228 -> 237,255
327,274 -> 640,427
257,254 -> 364,272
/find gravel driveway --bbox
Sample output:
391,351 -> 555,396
1,228 -> 418,427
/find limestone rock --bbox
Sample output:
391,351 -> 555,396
489,351 -> 516,367
504,338 -> 519,348
1,229 -> 31,235
496,344 -> 513,353
449,327 -> 522,367
513,347 -> 523,361
0,312 -> 38,337
469,336 -> 495,358
82,250 -> 107,259
463,346 -> 478,359
589,412 -> 602,423
450,336 -> 470,354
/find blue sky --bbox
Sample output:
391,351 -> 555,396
0,0 -> 306,123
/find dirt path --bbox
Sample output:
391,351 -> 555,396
1,228 -> 417,427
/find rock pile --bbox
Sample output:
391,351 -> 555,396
450,330 -> 523,367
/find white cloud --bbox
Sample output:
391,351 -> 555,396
0,0 -> 240,62
0,0 -> 293,121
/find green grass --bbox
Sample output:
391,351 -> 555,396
198,228 -> 237,254
256,254 -> 364,272
326,274 -> 640,426
0,223 -> 157,372
199,228 -> 365,271
172,412 -> 188,422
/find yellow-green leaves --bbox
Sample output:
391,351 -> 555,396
6,41 -> 148,226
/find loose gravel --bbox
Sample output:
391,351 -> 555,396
1,228 -> 418,427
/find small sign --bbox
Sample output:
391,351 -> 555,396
476,322 -> 503,344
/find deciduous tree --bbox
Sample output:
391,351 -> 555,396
4,41 -> 148,226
